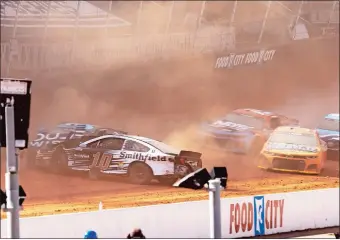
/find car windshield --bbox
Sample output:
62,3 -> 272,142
223,113 -> 265,129
268,132 -> 318,147
318,118 -> 339,132
138,138 -> 180,154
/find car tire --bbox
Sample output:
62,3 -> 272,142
128,162 -> 153,185
51,146 -> 69,174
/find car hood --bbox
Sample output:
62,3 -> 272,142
316,128 -> 339,142
201,120 -> 254,135
265,142 -> 319,153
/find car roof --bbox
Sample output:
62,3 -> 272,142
57,123 -> 96,129
82,134 -> 155,144
325,113 -> 339,121
273,126 -> 315,135
233,108 -> 277,118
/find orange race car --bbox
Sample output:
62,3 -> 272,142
258,126 -> 328,174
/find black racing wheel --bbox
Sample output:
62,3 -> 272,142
128,162 -> 153,185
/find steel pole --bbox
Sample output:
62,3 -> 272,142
325,1 -> 338,35
208,178 -> 222,239
192,1 -> 207,51
5,1 -> 21,77
257,1 -> 273,44
229,1 -> 238,26
70,0 -> 81,65
39,0 -> 52,73
5,104 -> 20,239
291,1 -> 305,39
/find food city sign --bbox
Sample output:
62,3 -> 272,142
229,195 -> 285,237
215,49 -> 276,69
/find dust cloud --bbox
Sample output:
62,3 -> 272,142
2,2 -> 339,182
29,37 -> 339,146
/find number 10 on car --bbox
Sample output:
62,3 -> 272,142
89,152 -> 113,170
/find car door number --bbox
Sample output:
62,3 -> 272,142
89,152 -> 113,170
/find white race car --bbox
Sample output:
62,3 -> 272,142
47,134 -> 203,185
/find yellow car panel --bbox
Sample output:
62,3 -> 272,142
258,126 -> 327,174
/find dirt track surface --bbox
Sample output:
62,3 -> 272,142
0,155 -> 339,219
0,37 -> 339,219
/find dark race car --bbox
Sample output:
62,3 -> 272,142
200,108 -> 299,157
24,122 -> 127,169
316,113 -> 339,161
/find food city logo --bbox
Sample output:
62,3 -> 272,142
229,196 -> 285,236
215,49 -> 276,69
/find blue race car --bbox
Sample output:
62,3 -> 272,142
200,108 -> 299,157
316,113 -> 339,161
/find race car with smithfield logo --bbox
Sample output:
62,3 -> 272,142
25,122 -> 127,169
45,134 -> 203,185
316,113 -> 339,161
200,108 -> 299,156
258,126 -> 327,174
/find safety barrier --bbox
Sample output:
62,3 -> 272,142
1,188 -> 339,238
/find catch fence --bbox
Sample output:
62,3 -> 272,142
1,1 -> 338,76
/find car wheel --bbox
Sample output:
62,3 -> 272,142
128,162 -> 153,185
51,147 -> 69,174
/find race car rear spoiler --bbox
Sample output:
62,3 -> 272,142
179,150 -> 202,159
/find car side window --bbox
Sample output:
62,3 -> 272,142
124,140 -> 150,152
96,138 -> 125,150
87,140 -> 100,148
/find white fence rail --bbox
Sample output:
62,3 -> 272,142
1,188 -> 339,238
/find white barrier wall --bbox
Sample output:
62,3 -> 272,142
1,188 -> 339,238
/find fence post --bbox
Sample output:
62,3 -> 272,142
208,178 -> 222,239
257,1 -> 273,44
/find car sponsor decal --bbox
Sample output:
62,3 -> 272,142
210,120 -> 251,131
266,142 -> 318,153
73,153 -> 90,159
119,152 -> 174,162
30,132 -> 84,147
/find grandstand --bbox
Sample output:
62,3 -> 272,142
1,1 -> 338,75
